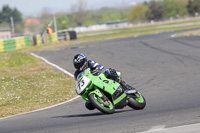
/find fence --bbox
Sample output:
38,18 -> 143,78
45,33 -> 57,44
33,31 -> 77,46
0,31 -> 77,52
0,36 -> 30,52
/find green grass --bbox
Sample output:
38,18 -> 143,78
0,51 -> 76,118
0,52 -> 36,67
174,30 -> 200,37
76,17 -> 200,42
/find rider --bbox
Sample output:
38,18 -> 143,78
73,53 -> 133,110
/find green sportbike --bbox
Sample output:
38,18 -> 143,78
75,68 -> 146,114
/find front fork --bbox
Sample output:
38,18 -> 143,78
89,88 -> 110,107
126,90 -> 141,99
89,88 -> 103,98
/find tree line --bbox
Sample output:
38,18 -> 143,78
0,0 -> 200,34
39,0 -> 200,31
37,0 -> 200,29
129,0 -> 200,23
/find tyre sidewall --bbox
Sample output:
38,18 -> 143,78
89,93 -> 115,114
128,95 -> 146,110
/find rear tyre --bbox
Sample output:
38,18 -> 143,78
128,93 -> 146,110
89,93 -> 115,114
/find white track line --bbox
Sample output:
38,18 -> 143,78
31,53 -> 74,77
0,96 -> 80,120
0,53 -> 80,120
170,34 -> 176,38
140,123 -> 200,133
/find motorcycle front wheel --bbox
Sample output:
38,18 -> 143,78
89,93 -> 115,114
128,92 -> 146,110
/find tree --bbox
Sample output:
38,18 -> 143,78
163,0 -> 188,19
187,0 -> 200,16
56,15 -> 69,30
128,4 -> 148,23
145,1 -> 165,21
87,7 -> 129,24
0,5 -> 12,24
0,5 -> 23,33
67,0 -> 129,27
0,5 -> 22,23
69,0 -> 88,26
39,8 -> 53,32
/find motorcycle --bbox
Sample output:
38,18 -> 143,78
75,68 -> 146,114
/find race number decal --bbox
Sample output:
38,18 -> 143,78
76,76 -> 90,94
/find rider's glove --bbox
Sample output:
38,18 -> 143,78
91,67 -> 101,76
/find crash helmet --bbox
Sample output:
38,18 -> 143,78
73,53 -> 88,71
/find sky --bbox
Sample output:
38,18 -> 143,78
0,0 -> 148,17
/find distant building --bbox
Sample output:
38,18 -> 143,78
0,27 -> 11,40
24,18 -> 40,35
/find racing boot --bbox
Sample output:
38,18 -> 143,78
117,78 -> 140,97
105,68 -> 136,91
116,77 -> 136,91
85,102 -> 95,110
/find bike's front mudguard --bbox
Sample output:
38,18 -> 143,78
81,88 -> 103,102
88,86 -> 128,109
89,88 -> 104,98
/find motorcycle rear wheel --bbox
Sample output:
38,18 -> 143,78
89,93 -> 115,114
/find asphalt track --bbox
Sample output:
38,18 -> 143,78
1,28 -> 200,133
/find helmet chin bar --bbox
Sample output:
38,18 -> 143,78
80,65 -> 84,71
80,62 -> 88,71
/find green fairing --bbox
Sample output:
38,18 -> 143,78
76,68 -> 125,105
113,93 -> 127,105
135,95 -> 144,103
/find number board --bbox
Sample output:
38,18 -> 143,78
76,76 -> 90,94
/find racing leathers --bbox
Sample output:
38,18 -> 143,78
74,60 -> 104,80
74,60 -> 132,90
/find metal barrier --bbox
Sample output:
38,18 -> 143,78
57,32 -> 69,41
57,31 -> 77,41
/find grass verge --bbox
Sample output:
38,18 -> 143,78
174,30 -> 200,37
0,51 -> 76,118
76,17 -> 200,42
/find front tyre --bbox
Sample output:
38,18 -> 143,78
128,93 -> 146,110
89,93 -> 115,114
